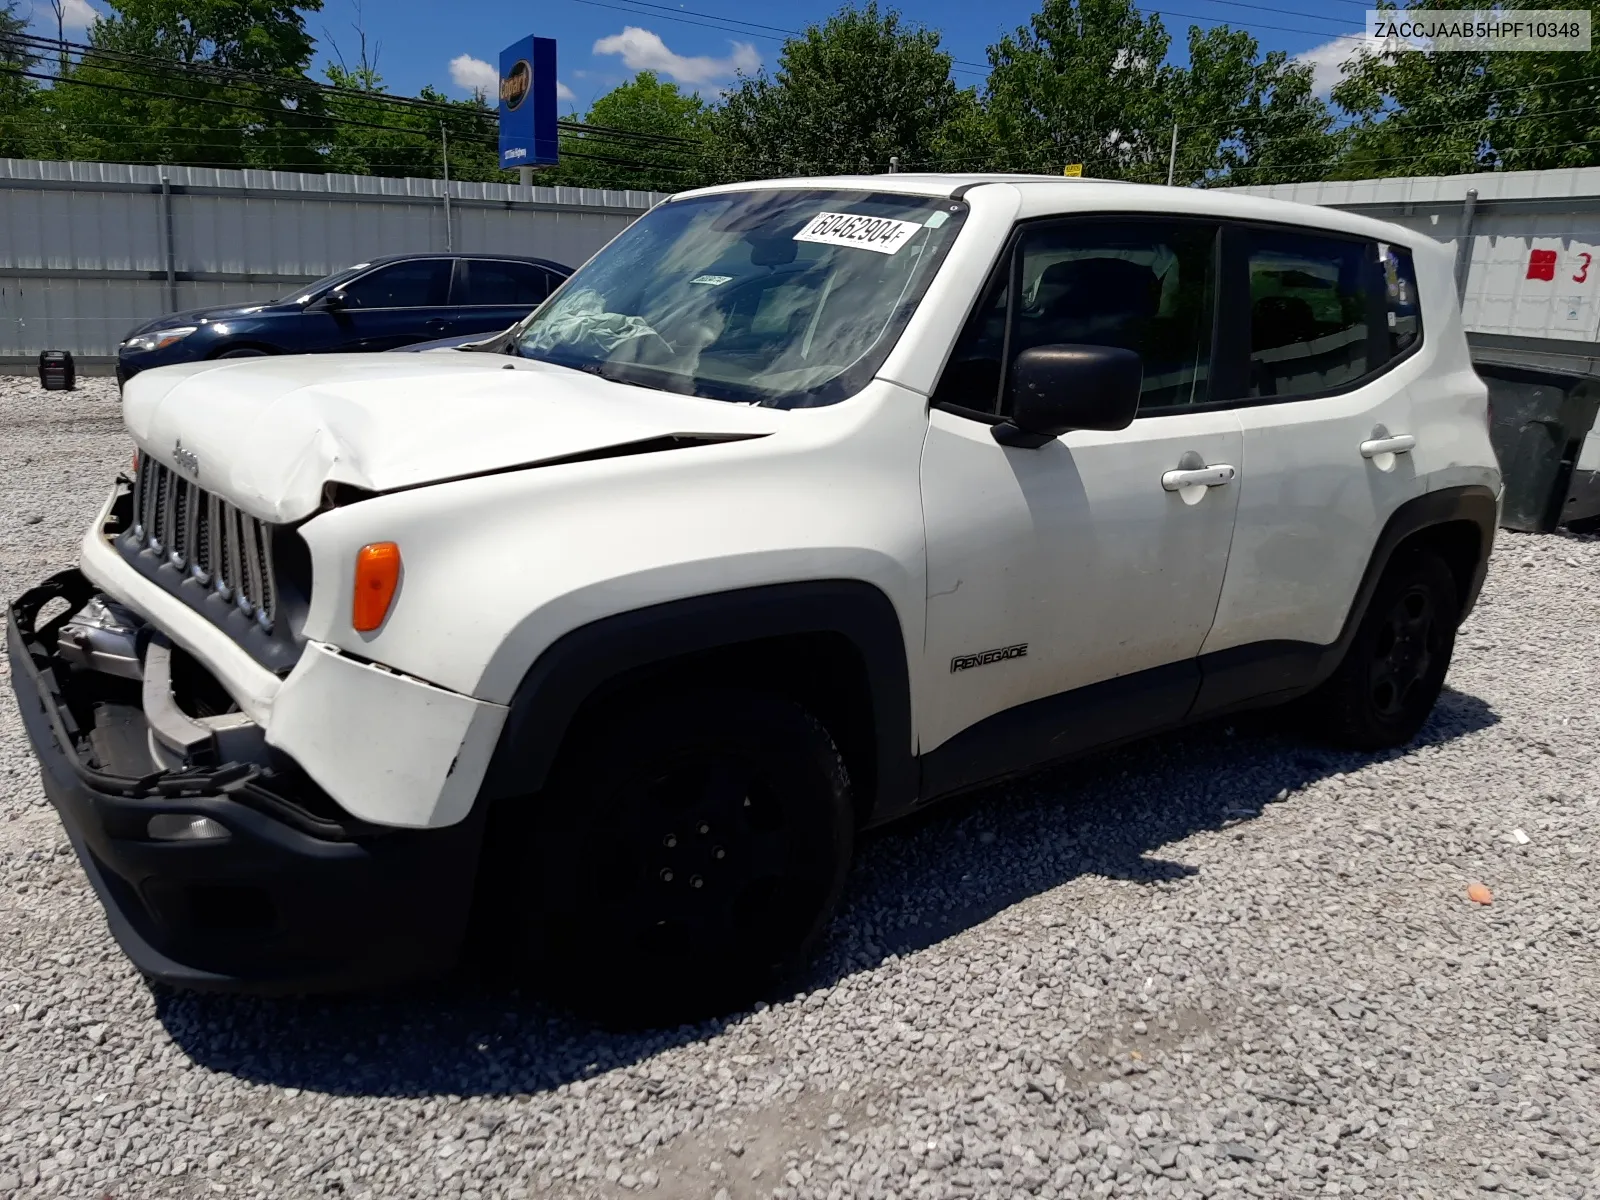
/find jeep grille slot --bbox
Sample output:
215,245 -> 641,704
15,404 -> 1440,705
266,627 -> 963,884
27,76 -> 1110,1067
130,453 -> 277,631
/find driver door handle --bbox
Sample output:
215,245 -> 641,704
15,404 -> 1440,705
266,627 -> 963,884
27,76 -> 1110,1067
1162,464 -> 1237,491
1360,434 -> 1416,458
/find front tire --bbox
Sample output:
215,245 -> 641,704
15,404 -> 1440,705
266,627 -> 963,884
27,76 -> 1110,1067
1307,549 -> 1461,750
215,346 -> 272,359
513,688 -> 853,1025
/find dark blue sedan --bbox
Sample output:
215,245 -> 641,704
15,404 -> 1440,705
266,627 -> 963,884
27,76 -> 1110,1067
116,253 -> 571,384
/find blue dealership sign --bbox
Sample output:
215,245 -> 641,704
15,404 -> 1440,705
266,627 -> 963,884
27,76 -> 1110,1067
499,36 -> 558,168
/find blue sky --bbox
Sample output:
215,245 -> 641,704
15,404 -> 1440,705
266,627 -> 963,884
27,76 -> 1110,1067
31,0 -> 1377,112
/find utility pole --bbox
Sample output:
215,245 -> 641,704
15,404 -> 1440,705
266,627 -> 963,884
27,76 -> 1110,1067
48,0 -> 67,73
440,123 -> 453,252
1167,123 -> 1179,187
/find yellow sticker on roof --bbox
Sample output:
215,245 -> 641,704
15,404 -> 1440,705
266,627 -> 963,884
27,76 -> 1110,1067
794,211 -> 923,255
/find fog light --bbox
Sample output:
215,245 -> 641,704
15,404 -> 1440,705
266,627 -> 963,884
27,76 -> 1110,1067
146,814 -> 229,842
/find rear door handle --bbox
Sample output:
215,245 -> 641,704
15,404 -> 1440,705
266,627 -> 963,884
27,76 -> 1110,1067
1360,434 -> 1416,458
1162,464 -> 1236,491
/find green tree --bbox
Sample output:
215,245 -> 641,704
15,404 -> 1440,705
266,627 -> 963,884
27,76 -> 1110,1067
1175,26 -> 1342,186
972,0 -> 1177,179
1328,0 -> 1600,177
0,1 -> 41,158
707,2 -> 962,177
555,71 -> 709,193
323,61 -> 502,182
39,0 -> 328,169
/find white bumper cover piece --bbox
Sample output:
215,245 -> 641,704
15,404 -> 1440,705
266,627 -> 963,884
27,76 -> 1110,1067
269,642 -> 507,829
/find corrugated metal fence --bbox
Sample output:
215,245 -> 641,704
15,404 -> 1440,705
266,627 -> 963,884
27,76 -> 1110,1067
1227,167 -> 1600,371
11,157 -> 1597,370
0,158 -> 665,362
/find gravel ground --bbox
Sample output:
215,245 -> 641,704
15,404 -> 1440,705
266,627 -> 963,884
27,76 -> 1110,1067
3,374 -> 1599,1200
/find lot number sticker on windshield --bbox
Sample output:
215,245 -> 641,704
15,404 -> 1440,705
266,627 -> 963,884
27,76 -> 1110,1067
794,211 -> 922,255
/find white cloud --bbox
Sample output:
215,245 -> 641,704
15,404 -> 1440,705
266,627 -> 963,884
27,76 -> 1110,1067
1295,33 -> 1385,97
450,53 -> 576,104
34,0 -> 100,29
448,53 -> 498,97
592,26 -> 759,87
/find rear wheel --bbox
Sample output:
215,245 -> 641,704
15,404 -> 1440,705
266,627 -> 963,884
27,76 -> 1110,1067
1306,549 -> 1460,750
510,688 -> 853,1025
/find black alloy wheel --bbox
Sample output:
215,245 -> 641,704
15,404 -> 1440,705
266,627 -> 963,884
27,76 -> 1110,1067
507,688 -> 854,1026
1308,549 -> 1461,750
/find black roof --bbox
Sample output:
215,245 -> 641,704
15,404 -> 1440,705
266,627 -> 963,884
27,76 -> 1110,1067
356,252 -> 572,274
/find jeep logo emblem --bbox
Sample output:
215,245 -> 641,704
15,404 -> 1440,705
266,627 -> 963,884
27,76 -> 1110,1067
171,439 -> 199,479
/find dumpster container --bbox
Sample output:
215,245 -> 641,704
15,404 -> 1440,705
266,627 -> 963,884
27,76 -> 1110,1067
1475,360 -> 1600,532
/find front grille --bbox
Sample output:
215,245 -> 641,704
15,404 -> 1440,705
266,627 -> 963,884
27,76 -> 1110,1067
130,453 -> 278,632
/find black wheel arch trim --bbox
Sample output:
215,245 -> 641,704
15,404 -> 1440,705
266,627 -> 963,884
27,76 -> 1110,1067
478,580 -> 916,825
1191,482 -> 1497,718
1332,482 -> 1497,654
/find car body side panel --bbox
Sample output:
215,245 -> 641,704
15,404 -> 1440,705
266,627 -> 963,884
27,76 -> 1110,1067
294,379 -> 934,717
1403,238 -> 1501,498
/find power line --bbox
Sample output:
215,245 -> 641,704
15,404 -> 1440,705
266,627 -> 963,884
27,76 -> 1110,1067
10,67 -> 698,174
1219,132 -> 1600,176
1167,0 -> 1356,28
1,31 -> 702,149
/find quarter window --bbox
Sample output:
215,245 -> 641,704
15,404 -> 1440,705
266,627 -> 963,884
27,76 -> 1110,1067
1246,231 -> 1371,399
338,259 -> 452,309
933,219 -> 1217,414
1381,242 -> 1423,358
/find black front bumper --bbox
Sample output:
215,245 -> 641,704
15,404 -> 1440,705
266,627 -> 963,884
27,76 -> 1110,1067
7,571 -> 487,994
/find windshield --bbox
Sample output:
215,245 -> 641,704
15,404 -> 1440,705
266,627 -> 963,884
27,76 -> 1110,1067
277,263 -> 372,305
510,189 -> 968,407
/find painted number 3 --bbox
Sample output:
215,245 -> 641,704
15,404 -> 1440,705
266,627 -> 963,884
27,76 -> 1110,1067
1576,253 -> 1592,283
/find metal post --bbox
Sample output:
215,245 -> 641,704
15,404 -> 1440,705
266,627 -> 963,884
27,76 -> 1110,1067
440,123 -> 453,252
1167,124 -> 1179,187
519,166 -> 534,188
160,171 -> 177,313
889,156 -> 900,174
1454,188 -> 1479,305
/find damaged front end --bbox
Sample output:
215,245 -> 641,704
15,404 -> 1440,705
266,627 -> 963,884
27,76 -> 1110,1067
6,572 -> 485,993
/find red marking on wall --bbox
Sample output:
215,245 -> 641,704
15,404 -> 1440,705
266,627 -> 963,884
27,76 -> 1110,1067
1527,249 -> 1558,281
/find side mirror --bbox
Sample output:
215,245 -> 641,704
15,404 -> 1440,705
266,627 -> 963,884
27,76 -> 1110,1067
314,290 -> 348,312
993,345 -> 1143,448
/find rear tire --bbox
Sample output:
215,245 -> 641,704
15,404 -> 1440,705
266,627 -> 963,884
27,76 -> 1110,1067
511,688 -> 853,1026
1305,549 -> 1460,750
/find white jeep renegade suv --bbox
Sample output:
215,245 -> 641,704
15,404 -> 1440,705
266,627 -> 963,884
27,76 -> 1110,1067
9,175 -> 1500,1021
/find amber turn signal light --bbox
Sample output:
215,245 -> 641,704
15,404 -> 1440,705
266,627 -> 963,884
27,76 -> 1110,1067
352,542 -> 401,632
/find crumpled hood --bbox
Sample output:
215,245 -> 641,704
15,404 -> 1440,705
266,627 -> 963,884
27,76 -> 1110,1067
122,354 -> 783,523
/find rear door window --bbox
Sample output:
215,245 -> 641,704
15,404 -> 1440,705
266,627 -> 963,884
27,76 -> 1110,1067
1246,231 -> 1372,399
457,259 -> 554,307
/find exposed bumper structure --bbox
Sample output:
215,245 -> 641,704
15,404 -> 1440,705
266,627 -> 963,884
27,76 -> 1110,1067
79,480 -> 507,828
7,573 -> 487,993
